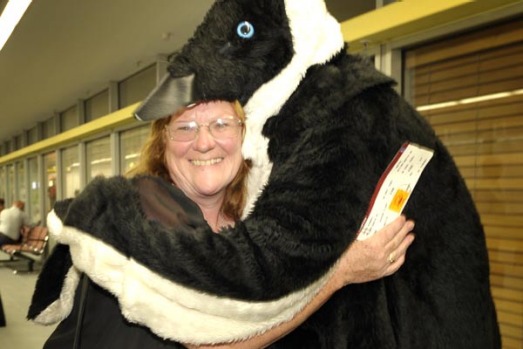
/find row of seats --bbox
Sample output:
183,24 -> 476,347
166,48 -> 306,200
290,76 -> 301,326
0,226 -> 49,274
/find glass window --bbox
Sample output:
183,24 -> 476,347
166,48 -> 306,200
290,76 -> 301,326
119,126 -> 149,175
43,152 -> 57,214
86,136 -> 112,181
62,146 -> 80,198
14,135 -> 22,150
118,65 -> 156,108
28,125 -> 39,145
85,89 -> 109,122
16,161 -> 26,205
7,164 -> 14,204
403,18 -> 523,347
61,105 -> 79,132
28,157 -> 41,224
43,117 -> 57,138
0,166 -> 6,204
326,0 -> 376,22
3,140 -> 13,154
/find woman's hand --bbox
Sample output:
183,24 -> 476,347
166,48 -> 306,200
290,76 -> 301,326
332,215 -> 415,290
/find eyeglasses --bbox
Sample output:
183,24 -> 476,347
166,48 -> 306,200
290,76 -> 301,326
165,116 -> 243,142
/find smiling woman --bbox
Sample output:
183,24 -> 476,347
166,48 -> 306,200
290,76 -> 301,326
163,103 -> 246,229
133,100 -> 251,225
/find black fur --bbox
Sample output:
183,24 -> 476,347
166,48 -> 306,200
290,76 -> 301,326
259,52 -> 499,348
168,0 -> 293,105
27,244 -> 72,320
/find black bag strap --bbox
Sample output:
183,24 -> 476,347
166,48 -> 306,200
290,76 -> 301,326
73,273 -> 89,349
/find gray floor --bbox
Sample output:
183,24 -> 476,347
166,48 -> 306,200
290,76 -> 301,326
0,257 -> 56,349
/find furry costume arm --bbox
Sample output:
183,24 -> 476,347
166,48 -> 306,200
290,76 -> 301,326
27,128 -> 345,343
29,101 -> 382,344
30,57 -> 420,344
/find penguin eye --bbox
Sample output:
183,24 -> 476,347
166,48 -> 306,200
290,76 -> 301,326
236,21 -> 255,39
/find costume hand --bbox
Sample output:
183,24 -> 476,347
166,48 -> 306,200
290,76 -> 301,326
332,215 -> 415,289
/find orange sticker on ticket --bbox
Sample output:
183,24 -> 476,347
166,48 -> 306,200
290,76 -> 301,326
389,189 -> 410,212
357,142 -> 433,240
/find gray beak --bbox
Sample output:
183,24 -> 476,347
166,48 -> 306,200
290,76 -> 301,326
134,74 -> 195,121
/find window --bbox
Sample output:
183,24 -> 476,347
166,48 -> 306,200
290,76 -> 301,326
325,0 -> 376,22
118,65 -> 156,108
85,89 -> 109,122
43,152 -> 57,215
404,18 -> 523,347
28,125 -> 39,145
28,157 -> 41,224
3,140 -> 12,154
119,125 -> 149,174
60,105 -> 79,132
0,166 -> 5,203
86,137 -> 112,181
62,146 -> 80,198
16,161 -> 26,205
43,117 -> 57,138
14,135 -> 22,150
7,164 -> 14,205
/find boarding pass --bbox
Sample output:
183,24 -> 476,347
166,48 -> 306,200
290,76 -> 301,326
357,142 -> 434,240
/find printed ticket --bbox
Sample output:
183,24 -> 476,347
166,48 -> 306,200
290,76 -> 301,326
357,142 -> 434,240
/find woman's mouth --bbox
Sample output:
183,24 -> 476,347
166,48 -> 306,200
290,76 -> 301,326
190,158 -> 223,166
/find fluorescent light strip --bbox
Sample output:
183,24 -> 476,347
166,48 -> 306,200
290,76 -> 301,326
0,0 -> 32,52
125,153 -> 139,160
91,157 -> 112,165
417,88 -> 523,112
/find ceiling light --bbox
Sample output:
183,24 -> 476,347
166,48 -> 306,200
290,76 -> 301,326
416,88 -> 523,112
0,0 -> 32,52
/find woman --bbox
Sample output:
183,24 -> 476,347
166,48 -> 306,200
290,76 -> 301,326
31,100 -> 414,348
133,100 -> 251,230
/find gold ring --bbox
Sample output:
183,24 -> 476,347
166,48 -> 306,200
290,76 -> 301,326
388,253 -> 395,264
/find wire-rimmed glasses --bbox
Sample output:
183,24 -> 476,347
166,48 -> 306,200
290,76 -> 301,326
165,115 -> 243,142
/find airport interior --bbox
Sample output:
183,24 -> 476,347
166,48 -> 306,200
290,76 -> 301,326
0,0 -> 522,348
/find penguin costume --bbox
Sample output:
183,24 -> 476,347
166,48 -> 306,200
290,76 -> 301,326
29,0 -> 501,348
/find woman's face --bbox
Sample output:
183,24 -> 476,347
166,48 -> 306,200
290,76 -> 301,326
164,101 -> 243,200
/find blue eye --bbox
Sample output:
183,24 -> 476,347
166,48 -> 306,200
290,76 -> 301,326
236,21 -> 254,39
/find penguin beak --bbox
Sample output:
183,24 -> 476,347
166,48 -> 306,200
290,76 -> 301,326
134,73 -> 195,121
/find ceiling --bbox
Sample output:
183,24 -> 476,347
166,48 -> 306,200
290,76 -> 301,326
0,0 -> 372,146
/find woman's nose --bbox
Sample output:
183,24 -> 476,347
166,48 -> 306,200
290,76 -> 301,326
192,126 -> 216,152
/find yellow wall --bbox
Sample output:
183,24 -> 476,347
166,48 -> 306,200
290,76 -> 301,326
0,104 -> 139,165
343,0 -> 522,51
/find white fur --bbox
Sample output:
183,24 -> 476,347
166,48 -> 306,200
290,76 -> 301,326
46,210 -> 334,344
242,0 -> 344,216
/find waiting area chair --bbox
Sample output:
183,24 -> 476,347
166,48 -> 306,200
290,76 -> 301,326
0,225 -> 49,274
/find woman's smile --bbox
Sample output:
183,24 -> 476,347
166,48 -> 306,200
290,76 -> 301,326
164,100 -> 243,200
190,157 -> 224,166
